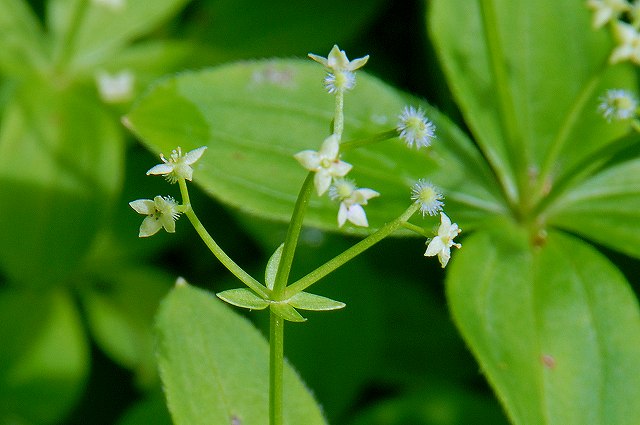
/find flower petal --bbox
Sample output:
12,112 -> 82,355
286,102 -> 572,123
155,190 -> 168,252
146,163 -> 173,176
183,146 -> 207,164
346,204 -> 368,227
139,216 -> 162,237
129,199 -> 155,215
425,237 -> 445,257
319,134 -> 340,159
329,160 -> 352,177
314,170 -> 332,196
437,247 -> 451,268
337,203 -> 348,227
294,150 -> 320,170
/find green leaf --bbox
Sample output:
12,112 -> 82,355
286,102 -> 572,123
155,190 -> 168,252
265,243 -> 284,290
155,282 -> 326,424
270,302 -> 307,322
0,0 -> 47,75
47,0 -> 190,73
0,81 -> 124,286
428,0 -> 636,201
126,60 -> 504,233
288,291 -> 345,311
81,266 -> 172,388
547,157 -> 640,259
116,390 -> 172,425
216,288 -> 270,310
447,224 -> 640,424
0,288 -> 89,425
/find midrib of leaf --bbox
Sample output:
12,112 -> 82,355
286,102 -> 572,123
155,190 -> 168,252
479,0 -> 524,207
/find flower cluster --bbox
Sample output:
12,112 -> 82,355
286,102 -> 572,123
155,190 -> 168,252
130,146 -> 206,237
425,212 -> 462,268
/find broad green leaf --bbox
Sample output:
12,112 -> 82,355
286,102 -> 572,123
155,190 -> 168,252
126,60 -> 505,234
155,282 -> 327,424
447,224 -> 640,424
81,266 -> 172,388
0,288 -> 89,425
429,0 -> 636,201
270,302 -> 306,322
0,81 -> 123,286
47,0 -> 190,73
116,390 -> 172,425
0,0 -> 47,75
288,291 -> 345,311
216,288 -> 270,310
546,157 -> 640,259
265,243 -> 284,290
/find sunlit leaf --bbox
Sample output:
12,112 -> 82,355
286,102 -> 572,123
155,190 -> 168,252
270,302 -> 306,322
288,291 -> 345,311
447,224 -> 640,424
155,282 -> 326,424
126,60 -> 504,234
216,288 -> 270,310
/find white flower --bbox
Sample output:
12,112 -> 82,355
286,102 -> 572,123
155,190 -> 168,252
308,45 -> 369,73
610,21 -> 640,64
598,89 -> 638,121
129,196 -> 182,237
586,0 -> 630,29
329,179 -> 379,227
411,180 -> 444,217
397,106 -> 436,149
294,135 -> 353,196
324,71 -> 356,94
96,70 -> 134,103
146,146 -> 207,183
424,212 -> 462,268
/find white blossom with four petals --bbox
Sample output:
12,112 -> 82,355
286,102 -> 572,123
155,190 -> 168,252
329,179 -> 379,227
294,134 -> 352,196
308,45 -> 369,73
424,212 -> 462,268
587,0 -> 631,29
147,146 -> 207,183
610,21 -> 640,64
129,196 -> 182,237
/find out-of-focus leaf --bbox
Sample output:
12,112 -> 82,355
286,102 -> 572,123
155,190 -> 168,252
155,282 -> 327,425
47,0 -> 190,73
446,224 -> 640,424
0,288 -> 89,425
116,389 -> 172,425
126,60 -> 504,234
81,266 -> 172,388
0,82 -> 124,287
348,383 -> 509,425
547,157 -> 640,259
185,0 -> 386,59
0,0 -> 47,75
428,0 -> 636,201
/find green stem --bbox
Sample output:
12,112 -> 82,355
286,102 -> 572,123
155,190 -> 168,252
285,203 -> 420,298
334,89 -> 344,138
178,179 -> 269,299
340,129 -> 398,151
269,313 -> 284,425
401,221 -> 430,238
271,172 -> 314,298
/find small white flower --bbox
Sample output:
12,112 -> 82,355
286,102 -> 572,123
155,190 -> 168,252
586,0 -> 630,29
411,180 -> 444,217
329,179 -> 380,227
129,196 -> 182,237
598,89 -> 638,121
96,70 -> 134,103
146,146 -> 207,183
294,135 -> 353,196
610,21 -> 640,64
424,212 -> 462,268
397,106 -> 436,149
324,71 -> 356,94
308,45 -> 369,73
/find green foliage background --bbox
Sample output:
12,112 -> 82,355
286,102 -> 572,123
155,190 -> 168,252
1,0 -> 639,424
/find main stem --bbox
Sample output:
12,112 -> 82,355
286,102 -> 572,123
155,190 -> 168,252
269,314 -> 285,425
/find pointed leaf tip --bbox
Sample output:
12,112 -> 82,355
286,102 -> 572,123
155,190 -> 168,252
217,288 -> 270,310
